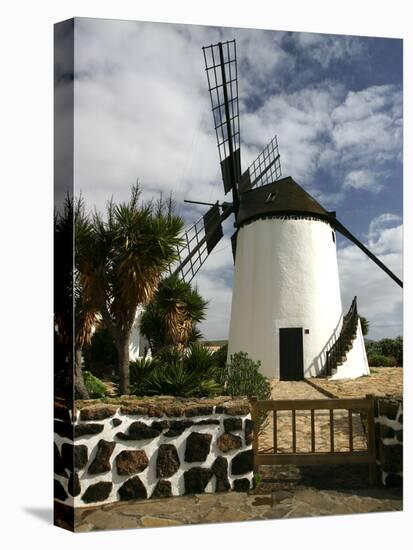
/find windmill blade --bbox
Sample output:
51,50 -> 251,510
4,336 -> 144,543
231,230 -> 238,261
171,203 -> 233,283
332,219 -> 403,288
239,135 -> 282,192
203,40 -> 241,197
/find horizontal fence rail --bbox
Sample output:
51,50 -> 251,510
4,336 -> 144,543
250,394 -> 377,485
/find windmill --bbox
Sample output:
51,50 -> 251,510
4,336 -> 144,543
166,39 -> 402,381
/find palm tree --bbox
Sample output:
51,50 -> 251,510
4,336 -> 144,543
55,196 -> 100,399
74,280 -> 100,399
76,184 -> 183,395
140,275 -> 207,355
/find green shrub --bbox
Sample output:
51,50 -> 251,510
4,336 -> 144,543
221,352 -> 271,400
221,352 -> 271,435
368,354 -> 398,367
212,343 -> 229,369
131,344 -> 221,398
82,371 -> 108,398
365,336 -> 403,366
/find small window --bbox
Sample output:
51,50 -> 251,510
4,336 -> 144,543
265,191 -> 278,203
332,231 -> 336,243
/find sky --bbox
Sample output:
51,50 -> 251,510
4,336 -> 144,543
72,17 -> 403,341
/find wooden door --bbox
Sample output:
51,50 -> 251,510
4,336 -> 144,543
279,328 -> 304,380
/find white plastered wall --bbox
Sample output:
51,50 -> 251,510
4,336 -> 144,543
227,217 -> 344,378
330,318 -> 370,380
129,306 -> 150,360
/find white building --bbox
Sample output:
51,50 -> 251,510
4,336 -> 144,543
227,177 -> 369,380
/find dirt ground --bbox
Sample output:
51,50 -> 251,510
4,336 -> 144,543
306,367 -> 403,399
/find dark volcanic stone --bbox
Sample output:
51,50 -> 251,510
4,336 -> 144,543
116,450 -> 149,475
244,419 -> 254,445
152,480 -> 172,498
118,476 -> 147,501
156,444 -> 180,478
381,443 -> 403,474
54,479 -> 68,501
195,419 -> 220,426
68,472 -> 81,497
398,414 -> 403,425
112,418 -> 122,427
224,417 -> 242,432
151,420 -> 170,431
211,456 -> 230,492
396,429 -> 403,443
231,450 -> 254,475
380,425 -> 395,439
385,473 -> 403,487
54,405 -> 71,423
164,420 -> 193,437
88,440 -> 116,474
61,443 -> 88,471
233,478 -> 251,492
185,405 -> 213,417
184,467 -> 212,494
82,481 -> 113,503
217,433 -> 243,453
377,400 -> 400,421
79,406 -> 117,421
54,420 -> 73,439
184,432 -> 212,462
211,456 -> 228,478
74,423 -> 104,438
117,421 -> 161,441
54,443 -> 68,477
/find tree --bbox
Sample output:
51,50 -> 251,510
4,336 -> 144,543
140,275 -> 207,355
76,184 -> 183,394
360,316 -> 369,336
54,196 -> 99,400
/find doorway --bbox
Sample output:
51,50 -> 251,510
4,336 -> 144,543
279,328 -> 304,380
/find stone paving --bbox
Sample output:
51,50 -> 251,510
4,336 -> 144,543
72,464 -> 402,531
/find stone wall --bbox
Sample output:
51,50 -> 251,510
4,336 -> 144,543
374,396 -> 403,487
54,397 -> 254,507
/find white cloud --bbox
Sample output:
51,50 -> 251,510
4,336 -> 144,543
343,169 -> 381,193
338,217 -> 403,340
294,33 -> 366,69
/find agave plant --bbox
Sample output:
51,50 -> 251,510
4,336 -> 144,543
132,344 -> 221,398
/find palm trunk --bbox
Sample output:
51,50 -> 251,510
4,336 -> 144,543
117,336 -> 130,395
75,348 -> 90,399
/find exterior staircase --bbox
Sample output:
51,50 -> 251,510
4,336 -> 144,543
323,296 -> 359,377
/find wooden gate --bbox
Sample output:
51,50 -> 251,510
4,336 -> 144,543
250,394 -> 377,485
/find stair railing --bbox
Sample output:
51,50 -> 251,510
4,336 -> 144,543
325,296 -> 359,376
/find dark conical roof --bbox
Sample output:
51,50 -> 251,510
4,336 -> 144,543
237,176 -> 334,227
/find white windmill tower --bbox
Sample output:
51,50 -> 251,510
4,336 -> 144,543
168,40 -> 403,380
